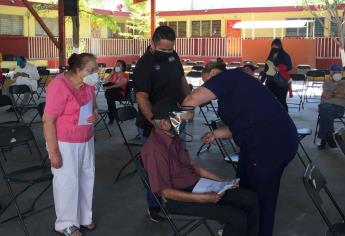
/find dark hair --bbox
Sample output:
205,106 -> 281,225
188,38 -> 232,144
152,26 -> 176,44
116,60 -> 126,72
68,53 -> 96,72
267,38 -> 287,61
202,61 -> 226,74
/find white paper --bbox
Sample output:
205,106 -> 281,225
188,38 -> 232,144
192,178 -> 240,195
78,100 -> 93,126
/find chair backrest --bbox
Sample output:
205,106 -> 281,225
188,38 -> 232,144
0,95 -> 13,108
186,71 -> 202,78
290,74 -> 306,82
335,127 -> 345,155
1,68 -> 10,74
98,63 -> 106,68
105,68 -> 113,74
303,164 -> 345,232
306,69 -> 326,78
229,61 -> 241,67
116,106 -> 138,122
38,69 -> 50,76
9,84 -> 32,95
186,62 -> 196,66
191,65 -> 204,72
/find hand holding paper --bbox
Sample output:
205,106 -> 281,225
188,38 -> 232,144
192,178 -> 240,195
78,100 -> 93,126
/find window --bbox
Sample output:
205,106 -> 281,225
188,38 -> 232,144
35,17 -> 58,36
211,20 -> 221,36
192,20 -> 221,37
159,21 -> 168,26
0,14 -> 23,35
330,17 -> 344,37
285,17 -> 324,37
163,21 -> 186,37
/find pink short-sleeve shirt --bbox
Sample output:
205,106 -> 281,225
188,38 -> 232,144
44,73 -> 95,143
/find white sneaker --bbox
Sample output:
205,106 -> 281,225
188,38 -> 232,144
218,229 -> 223,236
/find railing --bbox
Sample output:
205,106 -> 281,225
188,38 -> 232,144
316,37 -> 340,59
28,37 -> 242,59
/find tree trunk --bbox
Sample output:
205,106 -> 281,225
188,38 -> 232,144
337,22 -> 345,66
72,15 -> 80,54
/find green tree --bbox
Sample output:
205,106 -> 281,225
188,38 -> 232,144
300,0 -> 345,65
33,0 -> 118,53
121,0 -> 164,39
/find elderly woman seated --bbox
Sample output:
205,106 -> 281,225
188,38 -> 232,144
318,65 -> 345,149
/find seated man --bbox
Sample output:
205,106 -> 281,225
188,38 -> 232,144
141,101 -> 260,236
8,56 -> 39,107
318,64 -> 345,149
242,64 -> 258,77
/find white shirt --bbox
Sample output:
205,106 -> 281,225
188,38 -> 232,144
11,63 -> 40,91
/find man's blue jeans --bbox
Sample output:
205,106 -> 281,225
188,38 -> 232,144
318,103 -> 345,140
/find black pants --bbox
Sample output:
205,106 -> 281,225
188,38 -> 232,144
166,188 -> 260,236
266,79 -> 288,112
105,88 -> 122,121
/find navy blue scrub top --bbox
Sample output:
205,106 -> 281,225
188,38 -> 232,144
203,68 -> 297,147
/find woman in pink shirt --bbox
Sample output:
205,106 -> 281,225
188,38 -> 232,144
43,53 -> 99,236
103,60 -> 128,124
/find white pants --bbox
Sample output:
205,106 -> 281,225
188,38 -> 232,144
52,138 -> 95,231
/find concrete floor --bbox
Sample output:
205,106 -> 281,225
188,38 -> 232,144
0,92 -> 345,236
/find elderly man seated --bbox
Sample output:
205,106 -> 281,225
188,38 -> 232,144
318,65 -> 345,149
141,100 -> 260,236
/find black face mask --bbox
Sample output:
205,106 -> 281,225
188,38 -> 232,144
271,48 -> 281,54
153,50 -> 174,62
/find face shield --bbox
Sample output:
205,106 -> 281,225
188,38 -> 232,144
167,106 -> 194,136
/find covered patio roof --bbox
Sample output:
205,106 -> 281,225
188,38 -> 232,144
233,20 -> 314,29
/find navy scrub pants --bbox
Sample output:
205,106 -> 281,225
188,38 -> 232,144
237,133 -> 298,236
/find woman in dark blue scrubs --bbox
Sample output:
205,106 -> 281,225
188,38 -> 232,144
182,68 -> 298,236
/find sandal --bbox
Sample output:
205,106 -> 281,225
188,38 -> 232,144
80,221 -> 96,231
54,225 -> 83,236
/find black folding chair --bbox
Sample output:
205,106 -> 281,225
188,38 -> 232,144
9,85 -> 38,124
335,127 -> 345,156
288,74 -> 307,111
296,127 -> 313,168
0,122 -> 53,236
94,109 -> 112,137
313,114 -> 345,144
186,71 -> 203,88
0,94 -> 20,122
191,65 -> 204,72
303,164 -> 345,236
36,69 -> 50,99
198,102 -> 238,172
296,64 -> 311,75
135,155 -> 216,236
305,70 -> 326,103
114,106 -> 140,182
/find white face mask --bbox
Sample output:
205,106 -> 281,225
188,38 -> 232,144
333,73 -> 342,82
83,72 -> 99,86
114,66 -> 122,73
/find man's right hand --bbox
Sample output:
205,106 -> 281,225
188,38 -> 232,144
198,192 -> 223,203
50,151 -> 63,169
201,131 -> 216,144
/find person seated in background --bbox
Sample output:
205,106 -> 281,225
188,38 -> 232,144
6,56 -> 39,109
242,64 -> 258,77
103,60 -> 128,124
201,61 -> 226,83
216,57 -> 227,70
141,100 -> 260,236
318,64 -> 345,149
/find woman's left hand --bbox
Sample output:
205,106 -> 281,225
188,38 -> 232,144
87,111 -> 98,123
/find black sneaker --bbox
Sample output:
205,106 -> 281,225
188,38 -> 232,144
108,120 -> 114,125
318,140 -> 327,150
147,207 -> 165,223
327,137 -> 337,148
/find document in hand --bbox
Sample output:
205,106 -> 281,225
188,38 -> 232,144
78,100 -> 93,125
192,178 -> 240,195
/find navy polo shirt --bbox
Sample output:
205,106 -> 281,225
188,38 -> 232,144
203,68 -> 293,147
